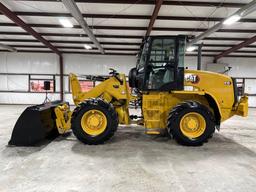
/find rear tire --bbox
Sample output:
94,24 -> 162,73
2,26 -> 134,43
167,101 -> 215,146
71,98 -> 118,145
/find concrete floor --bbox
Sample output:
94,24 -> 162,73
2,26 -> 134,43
0,105 -> 256,192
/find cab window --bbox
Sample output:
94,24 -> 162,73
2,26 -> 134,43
146,38 -> 176,90
137,40 -> 150,72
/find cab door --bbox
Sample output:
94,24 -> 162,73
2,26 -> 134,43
143,36 -> 186,91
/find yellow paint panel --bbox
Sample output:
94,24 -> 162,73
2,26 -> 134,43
142,70 -> 248,132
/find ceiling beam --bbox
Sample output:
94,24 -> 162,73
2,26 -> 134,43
0,31 -> 143,39
204,37 -> 250,41
186,54 -> 256,58
2,12 -> 256,23
192,49 -> 256,53
11,45 -> 139,51
145,0 -> 163,36
0,22 -> 255,33
62,0 -> 104,54
0,43 -> 16,52
214,35 -> 256,61
0,49 -> 137,55
14,0 -> 247,7
1,39 -> 256,48
1,48 -> 256,58
0,2 -> 61,55
201,44 -> 256,48
187,0 -> 256,48
0,39 -> 142,45
0,32 -> 253,42
9,45 -> 256,53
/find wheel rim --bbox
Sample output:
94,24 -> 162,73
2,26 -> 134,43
81,109 -> 107,136
180,112 -> 206,139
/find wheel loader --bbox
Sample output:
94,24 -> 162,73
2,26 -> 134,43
9,35 -> 248,146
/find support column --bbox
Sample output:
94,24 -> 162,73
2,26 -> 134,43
59,55 -> 64,101
197,43 -> 203,70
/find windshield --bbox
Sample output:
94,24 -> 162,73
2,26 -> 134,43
134,36 -> 187,91
146,38 -> 176,89
136,39 -> 150,72
178,38 -> 186,67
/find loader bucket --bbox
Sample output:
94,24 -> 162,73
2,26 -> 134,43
9,101 -> 65,146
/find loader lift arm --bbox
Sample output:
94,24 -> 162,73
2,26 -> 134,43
70,73 -> 129,106
55,72 -> 132,133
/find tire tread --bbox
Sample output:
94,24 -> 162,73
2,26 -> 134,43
71,98 -> 118,145
167,101 -> 215,146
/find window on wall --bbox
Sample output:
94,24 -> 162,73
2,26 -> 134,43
79,80 -> 94,92
30,79 -> 55,92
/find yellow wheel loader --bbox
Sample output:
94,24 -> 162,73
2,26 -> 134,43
9,35 -> 248,146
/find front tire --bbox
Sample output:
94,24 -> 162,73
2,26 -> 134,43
71,98 -> 118,145
167,101 -> 215,146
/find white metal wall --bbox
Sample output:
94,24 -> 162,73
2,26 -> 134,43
0,52 -> 61,104
0,52 -> 255,106
0,53 -> 136,104
64,54 -> 136,75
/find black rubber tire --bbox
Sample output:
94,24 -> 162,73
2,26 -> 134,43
128,67 -> 138,88
71,98 -> 118,145
167,101 -> 215,146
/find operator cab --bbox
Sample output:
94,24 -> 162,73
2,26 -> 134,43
129,35 -> 186,91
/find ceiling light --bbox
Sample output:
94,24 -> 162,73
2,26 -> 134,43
223,15 -> 241,25
186,46 -> 197,52
84,44 -> 92,50
59,18 -> 73,28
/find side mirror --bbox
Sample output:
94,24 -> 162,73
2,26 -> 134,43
109,68 -> 118,76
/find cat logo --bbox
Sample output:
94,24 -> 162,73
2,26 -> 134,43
185,74 -> 200,84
